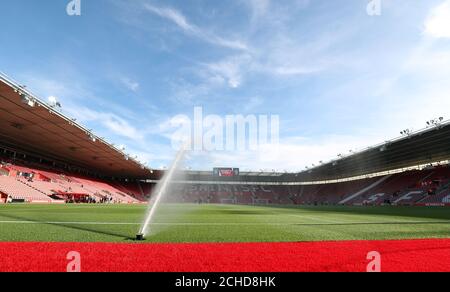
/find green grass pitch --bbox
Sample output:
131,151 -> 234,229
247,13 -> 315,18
0,204 -> 449,243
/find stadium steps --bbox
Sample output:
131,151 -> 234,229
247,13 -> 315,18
392,171 -> 442,205
338,175 -> 392,205
135,182 -> 145,198
111,182 -> 145,201
0,176 -> 53,202
416,181 -> 450,204
416,189 -> 450,204
393,190 -> 424,204
18,179 -> 52,197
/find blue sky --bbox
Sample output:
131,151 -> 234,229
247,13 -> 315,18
1,0 -> 450,171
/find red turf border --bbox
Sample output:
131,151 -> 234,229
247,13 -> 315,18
0,239 -> 449,272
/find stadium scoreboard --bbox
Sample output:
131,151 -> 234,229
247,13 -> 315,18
213,168 -> 240,177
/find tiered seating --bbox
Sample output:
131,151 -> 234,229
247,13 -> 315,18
114,182 -> 146,200
22,180 -> 60,196
416,178 -> 450,205
162,166 -> 450,206
60,177 -> 140,203
171,184 -> 288,205
417,191 -> 450,205
207,193 -> 222,204
0,161 -> 144,204
35,169 -> 64,181
393,190 -> 426,205
234,192 -> 254,204
59,181 -> 93,195
0,176 -> 53,203
288,178 -> 380,205
344,170 -> 433,205
3,158 -> 450,206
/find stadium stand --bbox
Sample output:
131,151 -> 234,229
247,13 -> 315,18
0,176 -> 53,203
3,159 -> 448,206
154,165 -> 450,206
0,161 -> 144,204
1,73 -> 450,207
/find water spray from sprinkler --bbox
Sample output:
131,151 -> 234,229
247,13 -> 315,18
136,143 -> 188,241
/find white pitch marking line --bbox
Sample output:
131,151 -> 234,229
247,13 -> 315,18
0,221 -> 140,225
0,220 -> 449,226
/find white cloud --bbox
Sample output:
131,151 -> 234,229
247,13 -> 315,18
25,1 -> 448,172
120,77 -> 140,92
205,55 -> 252,88
243,0 -> 310,25
272,66 -> 322,76
144,5 -> 194,32
124,1 -> 335,99
168,55 -> 253,102
243,96 -> 263,112
143,4 -> 248,51
424,0 -> 450,38
247,0 -> 271,21
169,75 -> 226,104
66,106 -> 144,141
195,134 -> 383,172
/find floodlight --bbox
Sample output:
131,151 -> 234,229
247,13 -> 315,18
27,99 -> 36,107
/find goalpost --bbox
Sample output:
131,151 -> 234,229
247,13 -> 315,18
253,199 -> 270,205
220,198 -> 237,204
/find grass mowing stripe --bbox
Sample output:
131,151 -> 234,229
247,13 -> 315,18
1,204 -> 450,243
0,221 -> 141,225
0,220 -> 449,226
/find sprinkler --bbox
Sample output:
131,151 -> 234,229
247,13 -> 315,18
138,145 -> 187,239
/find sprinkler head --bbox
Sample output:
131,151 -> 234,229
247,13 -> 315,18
136,233 -> 145,241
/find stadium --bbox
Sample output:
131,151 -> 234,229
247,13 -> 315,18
1,0 -> 450,276
1,72 -> 450,272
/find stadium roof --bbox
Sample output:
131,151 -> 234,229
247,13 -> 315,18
292,120 -> 450,182
0,73 -> 152,179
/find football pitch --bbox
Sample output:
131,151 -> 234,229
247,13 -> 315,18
0,204 -> 449,243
